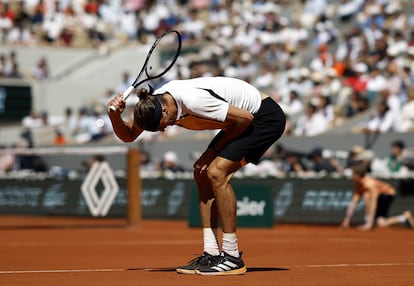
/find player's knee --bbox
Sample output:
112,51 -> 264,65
206,165 -> 224,184
376,217 -> 387,227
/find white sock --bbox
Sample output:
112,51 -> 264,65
222,232 -> 239,258
398,214 -> 406,223
203,228 -> 220,256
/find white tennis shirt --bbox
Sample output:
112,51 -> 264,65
154,77 -> 262,130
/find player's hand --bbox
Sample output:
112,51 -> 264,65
193,148 -> 217,175
340,219 -> 350,229
108,93 -> 126,114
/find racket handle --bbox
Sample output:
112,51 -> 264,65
122,85 -> 135,100
109,86 -> 135,113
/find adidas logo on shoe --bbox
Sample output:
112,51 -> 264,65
196,251 -> 247,275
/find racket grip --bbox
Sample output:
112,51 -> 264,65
122,86 -> 135,100
109,86 -> 135,113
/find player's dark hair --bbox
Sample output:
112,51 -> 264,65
352,163 -> 367,177
391,140 -> 405,150
134,88 -> 163,131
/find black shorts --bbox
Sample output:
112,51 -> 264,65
209,97 -> 286,164
375,194 -> 395,218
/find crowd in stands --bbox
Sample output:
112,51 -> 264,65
1,0 -> 414,178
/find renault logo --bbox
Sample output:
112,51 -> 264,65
81,161 -> 119,217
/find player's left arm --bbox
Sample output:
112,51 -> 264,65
359,180 -> 378,230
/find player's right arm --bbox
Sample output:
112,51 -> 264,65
107,93 -> 144,142
341,192 -> 360,228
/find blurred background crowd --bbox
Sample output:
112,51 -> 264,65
0,0 -> 414,180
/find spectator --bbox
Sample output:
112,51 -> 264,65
41,1 -> 65,44
377,87 -> 400,120
308,146 -> 344,175
317,95 -> 335,124
0,146 -> 15,172
31,57 -> 49,80
285,90 -> 303,116
22,111 -> 43,128
362,100 -> 396,148
345,91 -> 369,118
343,62 -> 369,94
0,3 -> 13,42
337,0 -> 360,22
82,154 -> 106,173
398,87 -> 414,131
365,65 -> 387,104
0,53 -> 5,77
345,145 -> 365,172
294,102 -> 328,136
159,150 -> 187,175
242,146 -> 283,178
385,140 -> 406,174
284,151 -> 308,175
53,128 -> 67,145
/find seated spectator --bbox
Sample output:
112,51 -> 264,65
398,88 -> 414,131
385,140 -> 406,174
337,0 -> 360,22
159,151 -> 187,176
294,102 -> 329,136
362,100 -> 396,146
0,146 -> 15,172
308,146 -> 344,175
343,62 -> 369,94
285,90 -> 303,116
31,57 -> 49,80
317,95 -> 335,124
345,91 -> 369,118
284,151 -> 308,175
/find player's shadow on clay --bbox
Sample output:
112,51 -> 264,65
136,267 -> 289,272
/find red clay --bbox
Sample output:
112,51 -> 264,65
0,217 -> 413,286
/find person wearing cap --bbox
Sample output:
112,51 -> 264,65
107,76 -> 286,275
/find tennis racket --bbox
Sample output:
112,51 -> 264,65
109,30 -> 182,112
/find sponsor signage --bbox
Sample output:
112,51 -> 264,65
0,177 -> 412,226
188,183 -> 274,227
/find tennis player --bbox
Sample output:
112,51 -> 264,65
341,164 -> 414,230
107,76 -> 286,275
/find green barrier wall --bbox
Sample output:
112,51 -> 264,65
0,178 -> 413,226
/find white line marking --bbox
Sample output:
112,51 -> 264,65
302,262 -> 414,268
0,269 -> 129,274
1,263 -> 414,275
6,240 -> 200,247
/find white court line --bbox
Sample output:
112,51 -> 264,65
292,262 -> 414,268
2,263 -> 414,275
6,240 -> 200,247
0,269 -> 130,274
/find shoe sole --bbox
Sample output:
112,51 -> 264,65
176,268 -> 197,275
195,266 -> 247,276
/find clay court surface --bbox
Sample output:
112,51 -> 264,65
0,216 -> 413,286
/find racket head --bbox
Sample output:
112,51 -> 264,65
110,30 -> 182,113
133,30 -> 182,88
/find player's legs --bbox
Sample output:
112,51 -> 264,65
206,157 -> 242,234
176,162 -> 222,275
195,156 -> 247,275
377,210 -> 414,228
194,170 -> 220,255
